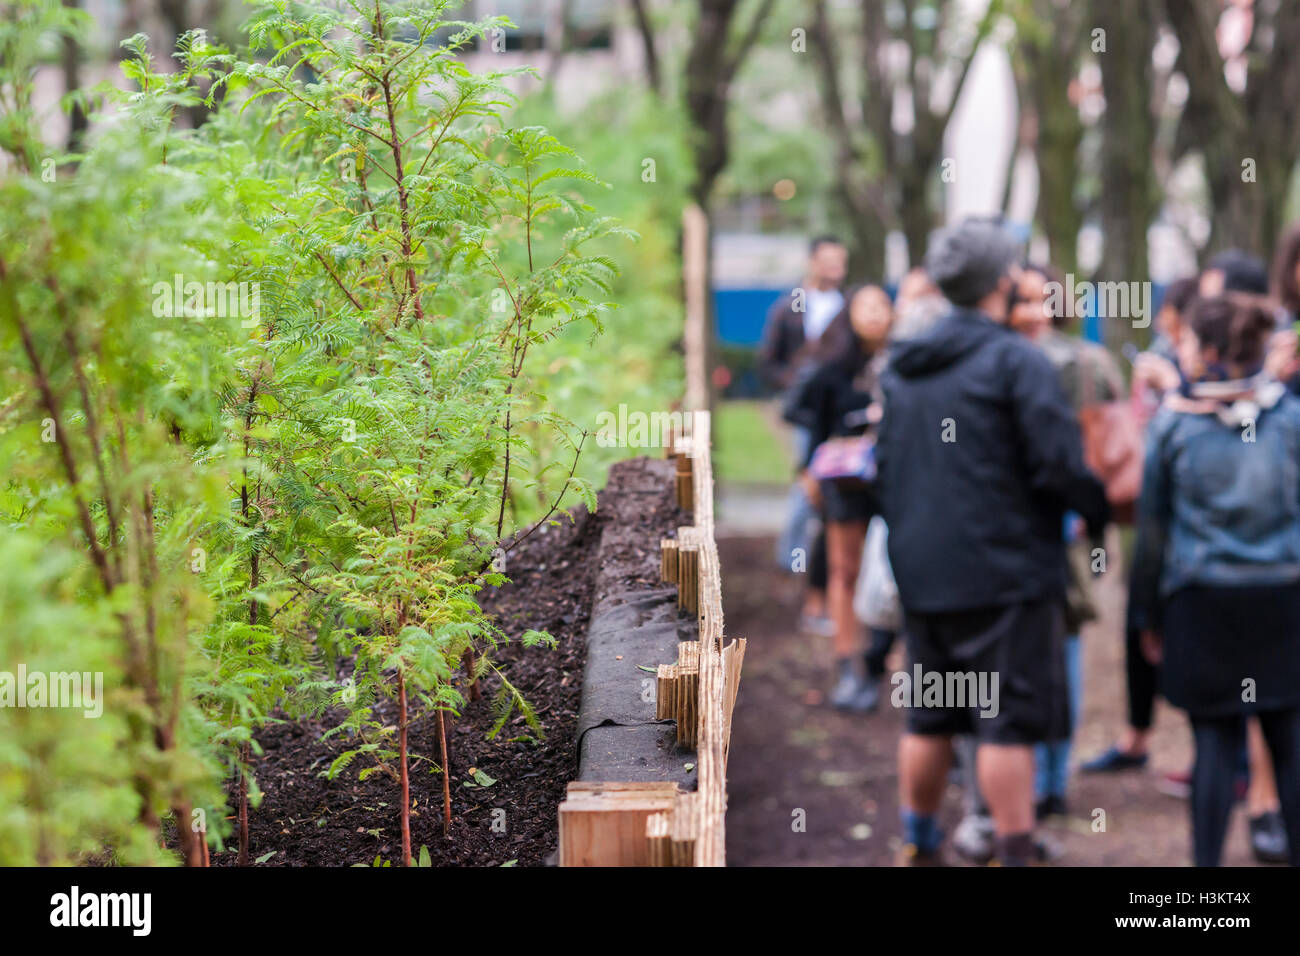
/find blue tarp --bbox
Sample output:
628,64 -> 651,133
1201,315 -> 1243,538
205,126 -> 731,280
715,282 -> 1169,348
715,288 -> 786,346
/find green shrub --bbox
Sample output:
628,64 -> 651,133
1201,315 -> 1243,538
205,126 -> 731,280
0,0 -> 629,866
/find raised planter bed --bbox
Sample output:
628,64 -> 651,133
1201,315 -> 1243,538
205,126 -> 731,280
214,456 -> 682,866
560,410 -> 747,867
207,421 -> 741,867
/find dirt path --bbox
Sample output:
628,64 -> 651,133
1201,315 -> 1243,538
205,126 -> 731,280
722,532 -> 1262,867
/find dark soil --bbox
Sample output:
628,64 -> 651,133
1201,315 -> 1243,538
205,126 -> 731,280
213,456 -> 682,867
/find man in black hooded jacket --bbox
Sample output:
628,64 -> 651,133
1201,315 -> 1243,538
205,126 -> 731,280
876,218 -> 1109,866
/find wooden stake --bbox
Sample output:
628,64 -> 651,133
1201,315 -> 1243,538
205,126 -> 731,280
437,707 -> 451,836
660,538 -> 679,584
398,669 -> 411,864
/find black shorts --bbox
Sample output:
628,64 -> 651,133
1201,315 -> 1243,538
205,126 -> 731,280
818,480 -> 877,524
900,599 -> 1068,745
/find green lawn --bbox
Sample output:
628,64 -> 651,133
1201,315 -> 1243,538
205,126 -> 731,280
714,400 -> 794,485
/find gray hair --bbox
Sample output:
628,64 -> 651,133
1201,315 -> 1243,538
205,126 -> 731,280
923,218 -> 1019,307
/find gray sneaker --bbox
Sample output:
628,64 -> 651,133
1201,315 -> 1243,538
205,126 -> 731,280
829,664 -> 863,710
954,814 -> 1064,865
847,678 -> 880,713
800,613 -> 835,637
952,813 -> 995,864
1250,811 -> 1289,864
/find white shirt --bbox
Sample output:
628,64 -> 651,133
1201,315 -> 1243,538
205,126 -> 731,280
803,287 -> 844,343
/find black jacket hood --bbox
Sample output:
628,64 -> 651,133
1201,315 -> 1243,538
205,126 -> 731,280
889,307 -> 1004,378
875,304 -> 1109,613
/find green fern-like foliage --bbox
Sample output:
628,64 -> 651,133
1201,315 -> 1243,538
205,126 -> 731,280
0,0 -> 629,865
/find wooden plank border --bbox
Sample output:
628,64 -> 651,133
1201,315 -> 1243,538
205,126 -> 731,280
557,410 -> 746,866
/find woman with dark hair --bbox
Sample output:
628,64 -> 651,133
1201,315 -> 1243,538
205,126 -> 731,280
1272,224 -> 1300,323
1083,276 -> 1200,780
1131,293 -> 1300,866
1089,265 -> 1294,861
1005,263 -> 1122,821
1269,223 -> 1300,392
1145,276 -> 1201,371
788,285 -> 894,711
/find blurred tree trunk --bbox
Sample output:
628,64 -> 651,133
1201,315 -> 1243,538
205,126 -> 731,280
60,0 -> 87,152
1094,0 -> 1159,350
682,0 -> 774,209
810,0 -> 1000,275
1164,0 -> 1300,256
544,0 -> 574,83
157,0 -> 214,129
808,0 -> 889,277
627,0 -> 662,95
1011,0 -> 1085,276
157,0 -> 188,48
680,0 -> 774,410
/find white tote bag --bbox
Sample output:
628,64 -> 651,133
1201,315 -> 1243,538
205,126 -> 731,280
854,515 -> 902,632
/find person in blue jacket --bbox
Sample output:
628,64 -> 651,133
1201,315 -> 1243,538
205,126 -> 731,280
1130,291 -> 1300,867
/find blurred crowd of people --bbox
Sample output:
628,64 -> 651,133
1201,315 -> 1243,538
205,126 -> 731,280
758,219 -> 1300,867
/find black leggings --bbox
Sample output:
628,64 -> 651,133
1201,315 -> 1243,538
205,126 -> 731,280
865,627 -> 897,680
1125,622 -> 1159,731
1190,709 -> 1300,866
809,526 -> 827,592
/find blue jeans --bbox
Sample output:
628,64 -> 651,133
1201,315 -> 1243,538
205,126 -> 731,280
1035,634 -> 1082,800
776,425 -> 814,570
